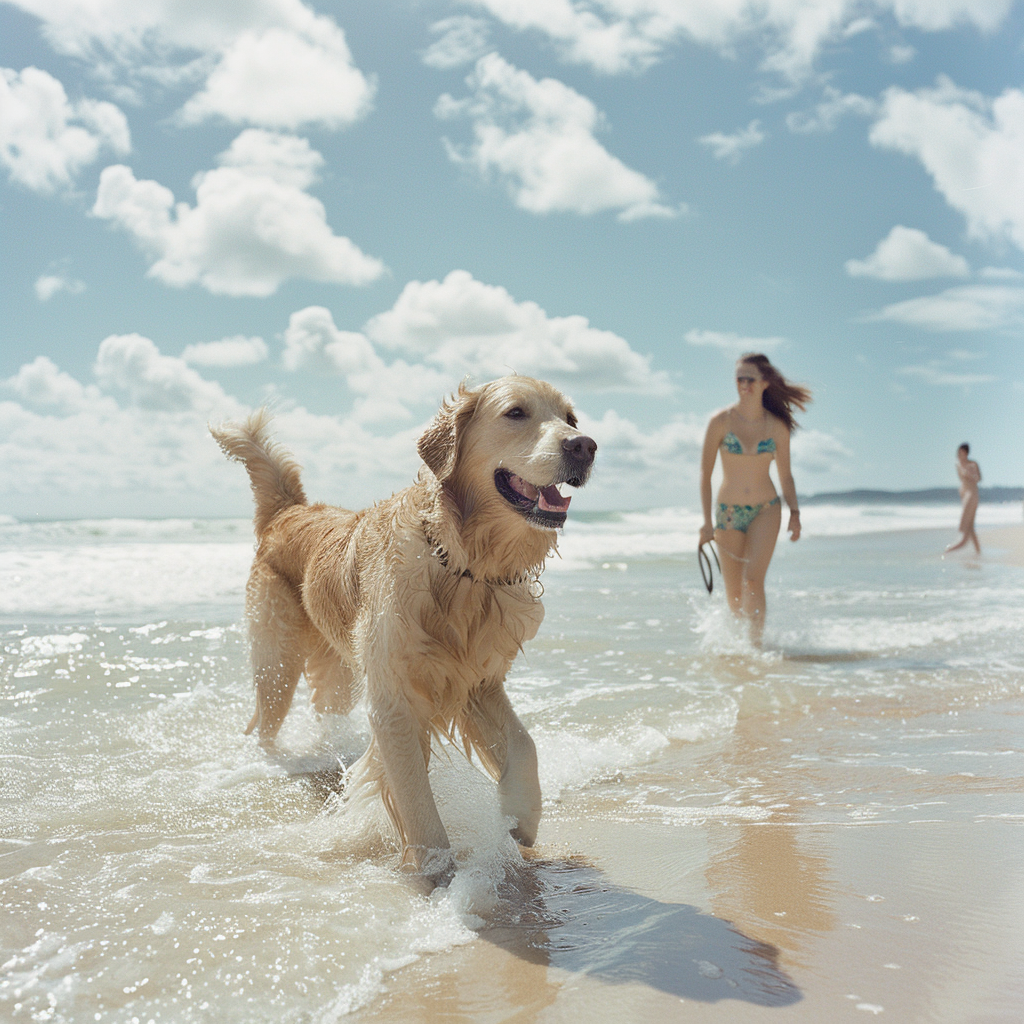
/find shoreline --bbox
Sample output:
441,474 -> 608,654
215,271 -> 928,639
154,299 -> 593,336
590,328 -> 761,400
979,523 -> 1024,566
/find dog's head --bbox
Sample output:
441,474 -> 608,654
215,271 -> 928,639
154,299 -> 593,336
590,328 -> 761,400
418,376 -> 596,531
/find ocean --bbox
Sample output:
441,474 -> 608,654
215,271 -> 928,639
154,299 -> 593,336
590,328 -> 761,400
2,503 -> 1023,1023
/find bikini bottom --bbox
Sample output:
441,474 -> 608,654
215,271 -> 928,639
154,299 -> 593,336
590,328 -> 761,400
715,496 -> 781,534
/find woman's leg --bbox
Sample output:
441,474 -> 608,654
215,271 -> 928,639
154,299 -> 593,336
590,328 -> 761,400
714,523 -> 748,618
738,501 -> 782,645
946,494 -> 979,552
963,494 -> 981,552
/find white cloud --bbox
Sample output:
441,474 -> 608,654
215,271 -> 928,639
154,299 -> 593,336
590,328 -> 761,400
979,266 -> 1024,281
786,87 -> 877,133
566,408 -> 851,505
436,53 -> 679,221
789,428 -> 854,475
866,284 -> 1024,331
177,19 -> 374,130
216,129 -> 323,188
898,361 -> 996,387
181,335 -> 268,367
455,0 -> 1013,79
6,0 -> 286,58
684,329 -> 787,355
282,306 -> 380,375
94,333 -> 234,411
423,17 -> 491,68
0,339 -> 426,514
280,277 -> 672,420
35,273 -> 86,301
0,346 -> 257,508
887,43 -> 916,64
0,398 -> 237,510
0,320 -> 843,516
697,120 -> 765,164
365,269 -> 672,393
5,1 -> 374,132
845,226 -> 970,281
2,355 -> 104,414
0,65 -> 130,193
888,0 -> 1009,33
869,77 -> 1024,253
563,407 -> 706,508
578,408 -> 704,470
92,129 -> 386,296
281,306 -> 449,423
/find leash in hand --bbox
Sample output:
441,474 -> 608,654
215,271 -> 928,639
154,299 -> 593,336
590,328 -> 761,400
698,540 -> 721,594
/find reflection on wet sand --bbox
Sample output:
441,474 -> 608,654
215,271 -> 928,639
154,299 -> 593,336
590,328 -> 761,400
481,857 -> 801,1007
704,717 -> 837,965
707,821 -> 835,966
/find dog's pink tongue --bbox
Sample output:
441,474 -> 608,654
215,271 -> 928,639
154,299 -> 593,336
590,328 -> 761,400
538,485 -> 570,512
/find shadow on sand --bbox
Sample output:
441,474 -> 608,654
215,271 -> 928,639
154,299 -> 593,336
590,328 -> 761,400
480,856 -> 802,1008
297,758 -> 800,1008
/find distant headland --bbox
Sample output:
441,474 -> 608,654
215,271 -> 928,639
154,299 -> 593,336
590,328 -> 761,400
803,487 -> 1024,505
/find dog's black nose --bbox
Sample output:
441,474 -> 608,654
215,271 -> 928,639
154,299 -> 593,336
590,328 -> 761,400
563,435 -> 597,466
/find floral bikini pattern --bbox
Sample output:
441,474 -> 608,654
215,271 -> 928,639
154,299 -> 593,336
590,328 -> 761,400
717,430 -> 780,532
716,497 -> 781,533
721,432 -> 776,455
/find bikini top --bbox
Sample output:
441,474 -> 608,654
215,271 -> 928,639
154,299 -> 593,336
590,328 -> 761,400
721,431 -> 776,456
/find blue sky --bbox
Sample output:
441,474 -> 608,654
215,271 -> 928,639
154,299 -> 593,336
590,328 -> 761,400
2,0 -> 1022,518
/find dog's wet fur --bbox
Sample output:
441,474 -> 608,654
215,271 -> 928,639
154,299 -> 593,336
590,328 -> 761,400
211,376 -> 596,882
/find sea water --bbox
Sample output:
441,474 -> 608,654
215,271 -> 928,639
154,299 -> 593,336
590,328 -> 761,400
2,504 -> 1023,1022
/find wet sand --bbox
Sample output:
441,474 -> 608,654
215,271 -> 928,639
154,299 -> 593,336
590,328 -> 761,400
350,528 -> 1024,1023
358,693 -> 1024,1023
982,523 -> 1024,566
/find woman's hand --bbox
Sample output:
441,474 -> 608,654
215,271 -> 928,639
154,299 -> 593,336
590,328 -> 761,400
699,522 -> 715,545
788,510 -> 801,541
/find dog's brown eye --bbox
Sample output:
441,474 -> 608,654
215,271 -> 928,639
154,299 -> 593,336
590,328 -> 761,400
504,407 -> 526,419
566,411 -> 578,428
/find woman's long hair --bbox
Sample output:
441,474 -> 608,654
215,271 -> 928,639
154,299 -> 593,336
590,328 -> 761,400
740,353 -> 811,433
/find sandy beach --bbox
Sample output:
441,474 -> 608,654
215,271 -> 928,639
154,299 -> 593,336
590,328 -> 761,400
357,697 -> 1024,1023
355,524 -> 1024,1023
981,522 -> 1024,566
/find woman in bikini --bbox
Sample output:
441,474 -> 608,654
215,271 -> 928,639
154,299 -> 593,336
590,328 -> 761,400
699,353 -> 811,644
944,443 -> 981,554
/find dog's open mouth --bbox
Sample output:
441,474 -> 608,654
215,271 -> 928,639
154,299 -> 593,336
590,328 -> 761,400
495,469 -> 571,527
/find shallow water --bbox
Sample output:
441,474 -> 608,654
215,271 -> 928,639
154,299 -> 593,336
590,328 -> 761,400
2,510 -> 1023,1022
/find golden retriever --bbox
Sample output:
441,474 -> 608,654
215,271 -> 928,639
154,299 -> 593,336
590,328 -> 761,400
210,376 -> 596,881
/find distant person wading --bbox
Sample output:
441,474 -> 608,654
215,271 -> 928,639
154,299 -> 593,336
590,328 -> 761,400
699,354 -> 811,645
945,443 -> 981,555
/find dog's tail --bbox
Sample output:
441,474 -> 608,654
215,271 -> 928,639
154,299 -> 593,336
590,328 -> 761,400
210,409 -> 307,538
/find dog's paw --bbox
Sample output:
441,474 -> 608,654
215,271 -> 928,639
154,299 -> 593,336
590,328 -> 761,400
510,825 -> 536,848
423,849 -> 457,890
401,845 -> 456,890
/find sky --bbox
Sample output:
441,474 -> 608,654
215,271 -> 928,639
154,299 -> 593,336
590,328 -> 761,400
1,0 -> 1023,519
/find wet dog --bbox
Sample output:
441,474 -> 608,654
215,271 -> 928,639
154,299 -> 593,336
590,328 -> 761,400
211,376 -> 596,880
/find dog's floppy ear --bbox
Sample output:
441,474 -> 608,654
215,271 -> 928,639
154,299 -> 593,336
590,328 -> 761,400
418,382 -> 480,482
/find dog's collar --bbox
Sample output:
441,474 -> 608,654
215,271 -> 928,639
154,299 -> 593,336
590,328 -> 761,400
422,524 -> 538,589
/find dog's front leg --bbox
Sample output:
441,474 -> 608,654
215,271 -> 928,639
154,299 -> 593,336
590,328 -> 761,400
471,684 -> 542,847
370,690 -> 452,882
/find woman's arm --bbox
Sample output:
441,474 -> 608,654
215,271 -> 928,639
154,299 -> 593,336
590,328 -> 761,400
774,428 -> 801,541
699,414 -> 722,543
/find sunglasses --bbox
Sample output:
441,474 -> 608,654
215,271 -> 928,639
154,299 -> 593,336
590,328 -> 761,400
736,375 -> 761,385
698,540 -> 721,594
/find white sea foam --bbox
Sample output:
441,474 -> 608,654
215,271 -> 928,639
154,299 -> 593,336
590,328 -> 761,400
554,502 -> 1023,568
0,542 -> 251,619
1,506 -> 1019,619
